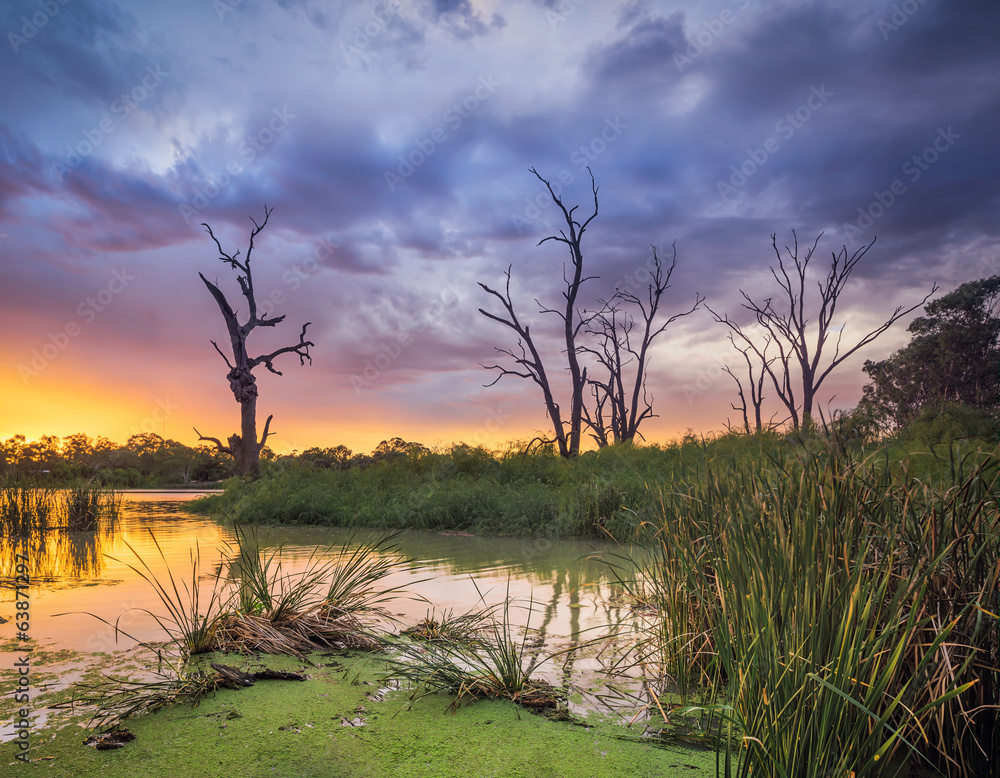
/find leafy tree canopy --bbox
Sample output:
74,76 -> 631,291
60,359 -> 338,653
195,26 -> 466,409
860,275 -> 1000,431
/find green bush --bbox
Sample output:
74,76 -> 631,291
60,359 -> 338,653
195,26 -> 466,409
898,402 -> 1000,444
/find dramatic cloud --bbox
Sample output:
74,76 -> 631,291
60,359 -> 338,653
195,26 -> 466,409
1,0 -> 997,451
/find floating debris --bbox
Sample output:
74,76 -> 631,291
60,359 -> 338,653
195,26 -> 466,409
84,729 -> 135,750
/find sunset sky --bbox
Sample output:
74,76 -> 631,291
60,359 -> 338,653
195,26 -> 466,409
1,0 -> 997,455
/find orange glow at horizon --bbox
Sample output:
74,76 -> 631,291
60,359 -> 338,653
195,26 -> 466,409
1,319 -> 742,457
2,369 -> 714,455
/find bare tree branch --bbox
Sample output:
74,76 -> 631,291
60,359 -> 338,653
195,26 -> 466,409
585,245 -> 703,445
711,231 -> 937,430
478,171 -> 603,457
193,427 -> 233,456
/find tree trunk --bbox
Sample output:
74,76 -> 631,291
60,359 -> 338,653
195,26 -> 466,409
236,369 -> 260,477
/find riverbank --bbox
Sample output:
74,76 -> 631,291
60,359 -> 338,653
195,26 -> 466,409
186,432 -> 998,540
9,651 -> 714,777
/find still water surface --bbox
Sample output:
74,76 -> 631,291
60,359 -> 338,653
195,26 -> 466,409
1,492 -> 642,739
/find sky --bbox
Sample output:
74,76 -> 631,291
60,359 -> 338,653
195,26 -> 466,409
1,0 -> 998,455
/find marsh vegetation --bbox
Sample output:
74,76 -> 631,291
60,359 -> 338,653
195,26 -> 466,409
610,442 -> 999,777
42,429 -> 998,778
0,478 -> 122,580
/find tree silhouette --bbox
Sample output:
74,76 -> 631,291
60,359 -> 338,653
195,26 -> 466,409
709,231 -> 936,430
479,168 -> 599,457
194,206 -> 313,478
583,244 -> 703,445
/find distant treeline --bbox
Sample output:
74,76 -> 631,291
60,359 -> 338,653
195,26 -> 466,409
0,433 -> 233,486
0,433 -> 434,486
2,398 -> 996,488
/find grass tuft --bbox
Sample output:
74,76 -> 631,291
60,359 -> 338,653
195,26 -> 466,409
382,584 -> 569,712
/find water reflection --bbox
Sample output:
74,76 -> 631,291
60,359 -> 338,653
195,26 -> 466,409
0,529 -> 112,581
239,524 -> 633,588
0,492 -> 646,723
0,495 -> 121,583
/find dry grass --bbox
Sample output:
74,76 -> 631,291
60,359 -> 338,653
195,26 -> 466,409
213,611 -> 381,656
400,606 -> 494,646
382,585 -> 571,713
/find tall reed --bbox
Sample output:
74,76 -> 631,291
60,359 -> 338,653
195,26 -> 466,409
619,443 -> 998,777
61,481 -> 122,530
110,531 -> 227,659
0,477 -> 56,533
222,524 -> 331,621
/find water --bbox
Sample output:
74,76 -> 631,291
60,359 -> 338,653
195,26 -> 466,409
1,491 -> 644,740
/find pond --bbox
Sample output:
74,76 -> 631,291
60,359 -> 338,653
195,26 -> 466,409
1,491 -> 648,742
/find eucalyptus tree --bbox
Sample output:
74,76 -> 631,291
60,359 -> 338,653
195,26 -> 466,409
195,206 -> 313,478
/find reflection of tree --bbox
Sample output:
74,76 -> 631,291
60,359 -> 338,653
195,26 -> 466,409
234,525 -> 623,585
526,564 -> 585,690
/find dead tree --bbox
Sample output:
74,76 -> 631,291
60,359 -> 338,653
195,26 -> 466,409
582,245 -> 703,446
478,168 -> 599,458
721,336 -> 780,434
708,231 -> 936,430
194,206 -> 313,478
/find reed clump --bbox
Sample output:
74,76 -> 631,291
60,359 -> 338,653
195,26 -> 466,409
382,590 -> 566,712
61,481 -> 122,531
400,607 -> 493,646
614,442 -> 999,778
65,526 -> 414,728
0,477 -> 121,533
0,478 -> 122,580
0,477 -> 57,533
